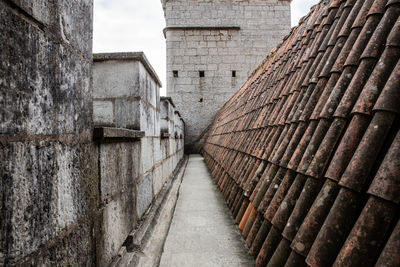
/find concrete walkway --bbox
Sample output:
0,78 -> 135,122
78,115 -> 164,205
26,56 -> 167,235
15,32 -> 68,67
160,154 -> 255,267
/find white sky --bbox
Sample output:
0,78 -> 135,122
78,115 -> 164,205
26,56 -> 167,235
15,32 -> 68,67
93,0 -> 319,95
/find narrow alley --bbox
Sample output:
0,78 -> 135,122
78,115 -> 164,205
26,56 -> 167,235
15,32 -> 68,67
160,155 -> 255,267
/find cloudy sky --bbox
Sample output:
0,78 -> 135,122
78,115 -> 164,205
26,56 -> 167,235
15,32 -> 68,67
93,0 -> 319,95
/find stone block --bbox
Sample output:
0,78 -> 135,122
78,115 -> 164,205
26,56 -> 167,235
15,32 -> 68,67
160,100 -> 170,134
140,102 -> 156,136
100,190 -> 136,267
59,0 -> 93,59
115,99 -> 141,130
10,0 -> 93,58
136,173 -> 153,218
152,165 -> 163,197
161,138 -> 170,159
138,63 -> 159,108
11,0 -> 56,26
162,158 -> 172,183
17,221 -> 94,266
154,138 -> 163,164
93,101 -> 114,126
170,137 -> 176,155
155,109 -> 161,137
99,142 -> 139,202
0,3 -> 92,135
141,138 -> 154,174
0,142 -> 98,263
93,61 -> 141,99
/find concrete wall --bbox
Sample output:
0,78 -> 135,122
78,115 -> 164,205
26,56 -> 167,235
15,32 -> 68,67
162,0 -> 291,152
0,0 -> 96,266
93,53 -> 185,266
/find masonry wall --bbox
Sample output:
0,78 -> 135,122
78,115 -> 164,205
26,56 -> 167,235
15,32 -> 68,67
0,0 -> 96,265
92,53 -> 185,266
163,0 -> 291,152
0,4 -> 185,266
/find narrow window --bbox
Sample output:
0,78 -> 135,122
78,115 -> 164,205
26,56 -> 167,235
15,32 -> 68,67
199,98 -> 203,103
232,70 -> 236,77
199,71 -> 205,77
173,70 -> 178,77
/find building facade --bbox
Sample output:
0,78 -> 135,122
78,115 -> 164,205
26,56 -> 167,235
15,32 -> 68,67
162,0 -> 291,152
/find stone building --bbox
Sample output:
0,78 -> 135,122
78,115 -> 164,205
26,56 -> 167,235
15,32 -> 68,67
161,0 -> 291,152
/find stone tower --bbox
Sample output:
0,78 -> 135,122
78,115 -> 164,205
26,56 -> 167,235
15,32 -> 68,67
162,0 -> 291,153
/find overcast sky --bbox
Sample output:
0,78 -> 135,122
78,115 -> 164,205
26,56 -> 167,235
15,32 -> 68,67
93,0 -> 319,95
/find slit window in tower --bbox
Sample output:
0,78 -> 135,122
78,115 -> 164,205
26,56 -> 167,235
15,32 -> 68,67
232,70 -> 236,77
199,71 -> 205,77
173,70 -> 178,77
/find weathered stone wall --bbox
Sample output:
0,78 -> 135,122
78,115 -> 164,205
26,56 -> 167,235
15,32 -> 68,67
0,4 -> 185,266
163,0 -> 291,152
0,0 -> 96,266
93,53 -> 185,266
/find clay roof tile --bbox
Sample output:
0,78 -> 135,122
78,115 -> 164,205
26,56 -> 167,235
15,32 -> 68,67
368,128 -> 400,204
373,60 -> 400,113
374,218 -> 400,267
202,0 -> 400,265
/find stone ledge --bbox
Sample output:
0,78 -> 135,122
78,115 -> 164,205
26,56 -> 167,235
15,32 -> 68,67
93,127 -> 145,141
93,52 -> 162,87
163,25 -> 240,37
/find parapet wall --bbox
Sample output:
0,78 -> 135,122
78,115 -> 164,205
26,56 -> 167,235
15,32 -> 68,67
0,3 -> 185,266
0,0 -> 96,266
92,53 -> 185,266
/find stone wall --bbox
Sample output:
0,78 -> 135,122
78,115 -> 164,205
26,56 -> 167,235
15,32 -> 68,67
0,0 -> 96,265
0,4 -> 185,266
92,53 -> 185,266
162,0 -> 291,152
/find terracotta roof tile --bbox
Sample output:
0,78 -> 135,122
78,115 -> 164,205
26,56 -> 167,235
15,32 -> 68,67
201,0 -> 400,265
368,128 -> 400,203
373,60 -> 400,114
375,218 -> 400,267
305,187 -> 364,266
333,196 -> 397,267
339,111 -> 396,192
282,177 -> 323,241
324,114 -> 370,181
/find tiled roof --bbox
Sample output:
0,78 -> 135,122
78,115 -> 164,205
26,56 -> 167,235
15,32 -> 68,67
202,0 -> 400,266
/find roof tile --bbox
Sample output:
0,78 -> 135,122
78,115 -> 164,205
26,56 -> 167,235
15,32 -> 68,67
333,196 -> 397,266
374,218 -> 400,267
368,128 -> 400,203
201,0 -> 400,265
